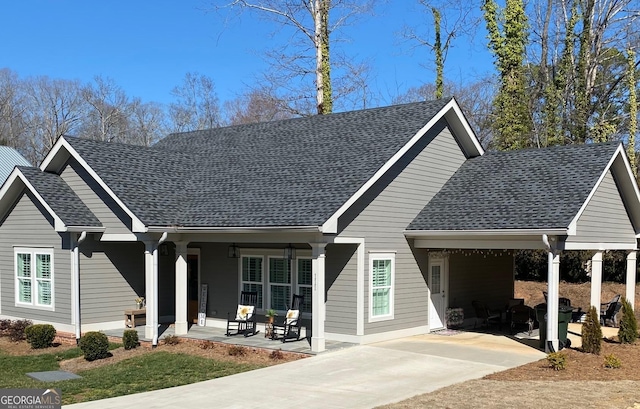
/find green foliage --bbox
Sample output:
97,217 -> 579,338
79,332 -> 110,361
482,0 -> 532,150
24,324 -> 56,349
581,306 -> 602,355
546,351 -> 566,371
122,329 -> 139,350
163,334 -> 180,345
432,7 -> 444,99
6,319 -> 33,342
227,345 -> 247,356
618,297 -> 638,344
628,48 -> 637,178
603,353 -> 621,369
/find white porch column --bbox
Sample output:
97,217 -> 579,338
590,251 -> 603,316
144,241 -> 159,346
546,250 -> 560,352
174,242 -> 189,335
310,242 -> 327,353
627,251 -> 637,309
71,232 -> 87,343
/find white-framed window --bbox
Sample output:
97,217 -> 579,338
241,256 -> 263,309
297,258 -> 312,314
268,257 -> 291,311
369,253 -> 394,322
15,248 -> 54,310
239,250 -> 311,313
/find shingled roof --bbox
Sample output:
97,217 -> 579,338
407,142 -> 622,231
65,99 -> 453,227
17,166 -> 102,228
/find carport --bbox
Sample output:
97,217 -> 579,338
405,142 -> 640,351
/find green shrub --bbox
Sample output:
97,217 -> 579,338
546,352 -> 566,371
24,324 -> 56,349
604,353 -> 621,369
227,345 -> 246,356
122,329 -> 139,350
79,331 -> 110,361
7,319 -> 32,342
163,334 -> 180,345
618,297 -> 638,344
581,306 -> 602,355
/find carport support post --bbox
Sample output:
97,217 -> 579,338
626,251 -> 637,310
311,243 -> 327,353
590,251 -> 603,316
144,241 -> 159,346
546,250 -> 560,352
174,242 -> 188,335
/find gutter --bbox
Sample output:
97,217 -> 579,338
404,228 -> 568,238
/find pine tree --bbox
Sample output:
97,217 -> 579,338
581,306 -> 602,354
618,297 -> 638,344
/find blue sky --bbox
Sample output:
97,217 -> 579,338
0,1 -> 495,107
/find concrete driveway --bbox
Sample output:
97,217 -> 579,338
65,331 -> 545,409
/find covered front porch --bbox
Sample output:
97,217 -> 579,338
103,322 -> 355,355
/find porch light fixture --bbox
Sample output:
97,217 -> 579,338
228,243 -> 240,258
284,243 -> 296,260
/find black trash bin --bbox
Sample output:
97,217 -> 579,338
535,303 -> 573,350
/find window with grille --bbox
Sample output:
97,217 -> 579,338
15,248 -> 54,309
241,256 -> 263,309
370,253 -> 394,320
269,257 -> 291,311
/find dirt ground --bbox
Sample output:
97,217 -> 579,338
380,281 -> 640,409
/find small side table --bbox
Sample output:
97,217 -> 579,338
124,308 -> 146,328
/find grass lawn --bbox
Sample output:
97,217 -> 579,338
0,343 -> 263,405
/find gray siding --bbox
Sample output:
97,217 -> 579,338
338,119 -> 468,335
79,238 -> 144,323
60,159 -> 132,233
193,242 -> 241,319
448,252 -> 514,320
325,244 -> 357,335
0,191 -> 71,324
567,170 -> 636,244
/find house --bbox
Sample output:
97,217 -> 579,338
0,97 -> 638,353
0,146 -> 30,184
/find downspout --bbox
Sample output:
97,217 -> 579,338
74,231 -> 87,344
152,232 -> 168,347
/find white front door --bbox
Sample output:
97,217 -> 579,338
428,258 -> 447,330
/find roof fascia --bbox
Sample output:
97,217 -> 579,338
322,98 -> 483,233
567,144 -> 640,235
41,137 -> 147,232
0,168 -> 66,231
404,228 -> 568,237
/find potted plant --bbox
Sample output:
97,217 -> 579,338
265,309 -> 278,324
135,297 -> 145,310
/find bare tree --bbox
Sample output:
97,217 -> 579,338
0,69 -> 27,149
169,72 -> 222,132
401,0 -> 483,99
23,76 -> 84,164
211,0 -> 375,115
129,99 -> 168,146
224,88 -> 294,125
81,76 -> 130,143
393,77 -> 496,148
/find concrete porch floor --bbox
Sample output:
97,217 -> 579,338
102,323 -> 355,355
